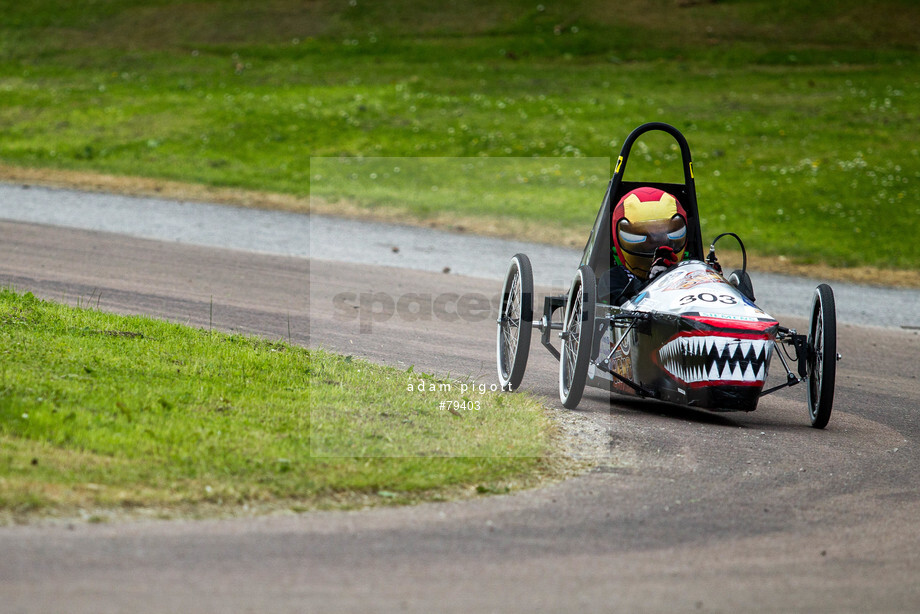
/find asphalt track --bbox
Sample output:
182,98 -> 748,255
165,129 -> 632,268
2,206 -> 920,612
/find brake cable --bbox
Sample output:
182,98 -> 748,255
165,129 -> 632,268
706,232 -> 747,274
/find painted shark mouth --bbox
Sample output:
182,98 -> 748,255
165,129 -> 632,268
657,333 -> 773,388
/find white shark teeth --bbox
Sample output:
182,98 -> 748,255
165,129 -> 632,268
658,336 -> 772,385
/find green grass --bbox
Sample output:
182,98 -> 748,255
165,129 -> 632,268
0,0 -> 919,268
0,289 -> 554,522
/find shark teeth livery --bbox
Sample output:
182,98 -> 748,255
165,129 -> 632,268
657,333 -> 772,388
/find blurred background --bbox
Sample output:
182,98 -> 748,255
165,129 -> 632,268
1,0 -> 917,271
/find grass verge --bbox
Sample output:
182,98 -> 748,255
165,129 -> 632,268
0,289 -> 562,524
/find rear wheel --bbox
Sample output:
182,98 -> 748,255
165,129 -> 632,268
807,284 -> 837,428
559,266 -> 596,409
496,254 -> 533,391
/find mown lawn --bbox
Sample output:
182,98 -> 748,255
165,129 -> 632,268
0,0 -> 918,269
0,289 -> 554,523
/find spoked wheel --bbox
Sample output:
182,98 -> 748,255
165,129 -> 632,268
559,265 -> 596,409
807,284 -> 837,429
496,253 -> 534,391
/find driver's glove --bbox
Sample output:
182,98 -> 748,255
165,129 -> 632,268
648,246 -> 679,280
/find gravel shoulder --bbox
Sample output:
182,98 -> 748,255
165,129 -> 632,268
1,181 -> 918,330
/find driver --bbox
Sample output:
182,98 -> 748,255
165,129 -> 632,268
603,186 -> 689,303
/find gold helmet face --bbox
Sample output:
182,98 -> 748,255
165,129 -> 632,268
612,188 -> 688,280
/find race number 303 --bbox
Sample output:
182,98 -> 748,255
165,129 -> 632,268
678,292 -> 737,305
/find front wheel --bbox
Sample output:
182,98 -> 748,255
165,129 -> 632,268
496,253 -> 534,391
559,266 -> 596,409
807,284 -> 837,429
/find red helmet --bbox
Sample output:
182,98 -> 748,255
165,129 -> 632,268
612,187 -> 688,280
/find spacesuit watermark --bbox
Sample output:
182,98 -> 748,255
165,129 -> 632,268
332,291 -> 497,333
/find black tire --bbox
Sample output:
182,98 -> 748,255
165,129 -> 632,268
496,254 -> 534,391
559,265 -> 596,409
807,284 -> 837,429
728,269 -> 755,302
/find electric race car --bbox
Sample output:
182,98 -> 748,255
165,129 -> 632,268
496,122 -> 841,428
